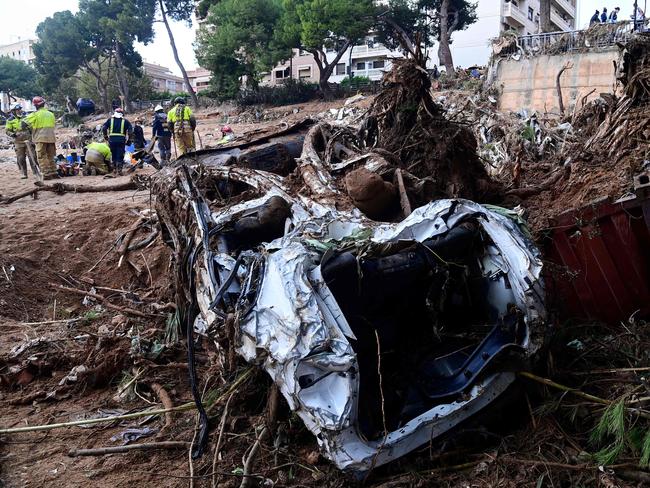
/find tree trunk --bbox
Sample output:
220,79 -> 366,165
313,41 -> 351,95
113,42 -> 132,112
159,0 -> 200,107
438,0 -> 455,77
540,0 -> 552,33
85,62 -> 111,113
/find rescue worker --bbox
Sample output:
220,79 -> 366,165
133,119 -> 146,150
22,96 -> 57,182
5,104 -> 40,179
101,108 -> 133,175
167,97 -> 196,156
152,104 -> 172,164
83,141 -> 112,176
216,125 -> 235,145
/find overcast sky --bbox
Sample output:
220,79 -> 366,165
0,0 -> 198,74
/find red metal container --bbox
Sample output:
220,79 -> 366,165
545,174 -> 650,324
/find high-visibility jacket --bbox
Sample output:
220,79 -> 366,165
85,142 -> 112,162
167,104 -> 195,133
167,104 -> 193,123
23,108 -> 56,143
102,116 -> 132,142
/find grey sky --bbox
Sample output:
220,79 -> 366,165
0,0 -> 198,74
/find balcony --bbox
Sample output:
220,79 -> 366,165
350,43 -> 393,59
552,0 -> 576,19
551,8 -> 574,31
351,68 -> 385,81
502,2 -> 528,28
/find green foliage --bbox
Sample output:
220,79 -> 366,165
641,430 -> 650,467
590,399 -> 627,465
380,0 -> 478,50
284,0 -> 375,52
236,80 -> 318,106
196,0 -> 284,90
33,11 -> 92,91
161,0 -> 196,24
521,124 -> 535,142
0,56 -> 40,99
340,75 -> 371,89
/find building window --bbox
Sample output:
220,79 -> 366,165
372,59 -> 385,69
298,67 -> 311,79
275,67 -> 290,79
335,63 -> 346,75
356,61 -> 366,71
528,7 -> 533,20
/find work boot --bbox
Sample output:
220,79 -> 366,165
21,174 -> 28,179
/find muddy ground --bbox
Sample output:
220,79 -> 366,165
1,100 -> 648,488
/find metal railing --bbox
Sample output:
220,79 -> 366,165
514,20 -> 647,56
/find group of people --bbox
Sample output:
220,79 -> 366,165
590,7 -> 621,24
5,95 -> 235,182
590,6 -> 647,26
5,97 -> 57,182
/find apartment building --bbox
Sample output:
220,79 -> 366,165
0,39 -> 37,112
143,62 -> 187,94
260,49 -> 321,85
443,0 -> 577,68
0,38 -> 36,64
186,67 -> 212,93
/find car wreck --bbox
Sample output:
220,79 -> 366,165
153,156 -> 545,473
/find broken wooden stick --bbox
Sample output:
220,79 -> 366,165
0,367 -> 254,434
556,62 -> 574,116
117,216 -> 147,268
150,382 -> 174,430
51,284 -> 159,318
0,180 -> 139,205
68,441 -> 188,457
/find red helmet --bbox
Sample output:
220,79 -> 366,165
32,96 -> 45,108
222,125 -> 233,133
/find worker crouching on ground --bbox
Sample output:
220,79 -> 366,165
217,125 -> 235,145
152,104 -> 172,165
22,96 -> 57,183
102,108 -> 132,175
84,141 -> 112,176
167,97 -> 196,156
5,103 -> 40,180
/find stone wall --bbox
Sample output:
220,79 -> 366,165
493,48 -> 619,114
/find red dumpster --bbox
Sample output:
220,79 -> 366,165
544,174 -> 650,324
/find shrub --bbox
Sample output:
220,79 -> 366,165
235,80 -> 318,106
340,75 -> 371,90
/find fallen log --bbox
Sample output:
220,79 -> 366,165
505,164 -> 571,199
0,179 -> 139,205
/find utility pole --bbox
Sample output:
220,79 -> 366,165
634,0 -> 639,31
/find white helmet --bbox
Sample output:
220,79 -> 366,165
154,104 -> 163,111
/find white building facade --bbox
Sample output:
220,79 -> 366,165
0,39 -> 37,112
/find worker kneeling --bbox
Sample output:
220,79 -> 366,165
84,142 -> 112,176
167,97 -> 196,156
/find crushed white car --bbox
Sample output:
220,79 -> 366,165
155,162 -> 546,473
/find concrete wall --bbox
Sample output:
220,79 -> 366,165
494,48 -> 619,113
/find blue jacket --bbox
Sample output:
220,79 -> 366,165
152,112 -> 171,138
